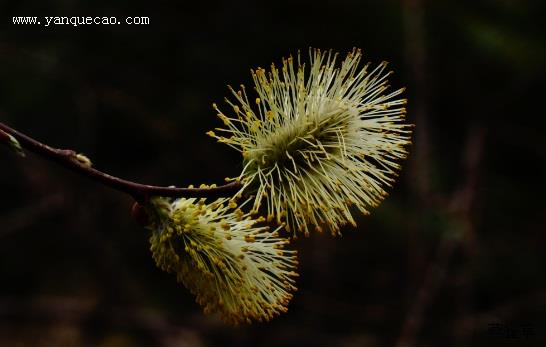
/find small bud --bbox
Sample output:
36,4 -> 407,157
131,201 -> 150,227
0,129 -> 25,157
75,153 -> 92,167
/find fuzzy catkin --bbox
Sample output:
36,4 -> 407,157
209,48 -> 412,236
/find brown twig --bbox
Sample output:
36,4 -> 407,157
0,128 -> 8,142
0,121 -> 241,202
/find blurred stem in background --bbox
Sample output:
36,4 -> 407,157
398,0 -> 486,346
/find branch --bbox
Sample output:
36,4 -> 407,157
0,121 -> 241,202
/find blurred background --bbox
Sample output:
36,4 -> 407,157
1,0 -> 545,346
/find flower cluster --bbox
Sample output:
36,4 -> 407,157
141,48 -> 411,325
208,48 -> 412,236
144,193 -> 298,325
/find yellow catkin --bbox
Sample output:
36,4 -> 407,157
145,196 -> 298,325
209,48 -> 412,236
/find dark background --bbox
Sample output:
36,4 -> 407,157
1,1 -> 545,346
